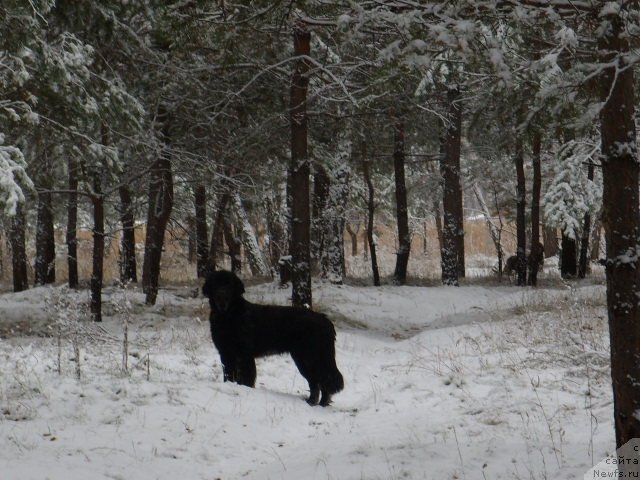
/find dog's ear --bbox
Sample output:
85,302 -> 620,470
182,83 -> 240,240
232,273 -> 245,296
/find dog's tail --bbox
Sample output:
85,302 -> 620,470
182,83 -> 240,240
321,357 -> 344,395
321,343 -> 344,394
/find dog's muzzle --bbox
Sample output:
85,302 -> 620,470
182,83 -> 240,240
211,290 -> 231,313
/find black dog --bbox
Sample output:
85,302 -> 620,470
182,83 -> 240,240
202,270 -> 344,406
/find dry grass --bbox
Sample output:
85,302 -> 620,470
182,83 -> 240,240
0,219 -> 542,288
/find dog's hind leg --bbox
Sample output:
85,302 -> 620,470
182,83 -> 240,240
291,352 -> 321,405
319,391 -> 332,407
307,384 -> 321,406
319,363 -> 344,407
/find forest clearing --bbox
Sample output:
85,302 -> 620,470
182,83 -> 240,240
0,272 -> 612,480
2,2 -> 640,478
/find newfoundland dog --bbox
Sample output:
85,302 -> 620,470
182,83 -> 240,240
202,270 -> 344,406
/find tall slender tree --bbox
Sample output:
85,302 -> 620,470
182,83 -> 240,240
67,155 -> 79,288
440,87 -> 464,286
361,140 -> 380,286
289,23 -> 312,308
514,124 -> 527,286
9,203 -> 28,292
118,185 -> 137,283
598,3 -> 640,452
34,147 -> 56,286
392,111 -> 410,285
528,131 -> 542,286
578,161 -> 594,279
194,183 -> 209,278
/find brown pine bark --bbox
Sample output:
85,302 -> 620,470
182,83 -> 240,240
118,185 -> 137,283
187,216 -> 196,264
440,87 -> 465,285
599,6 -> 640,451
67,155 -> 79,288
194,183 -> 209,278
142,157 -> 174,305
392,111 -> 410,285
90,126 -> 111,322
578,162 -> 594,279
528,131 -> 542,286
591,221 -> 602,261
560,234 -> 577,278
209,192 -> 230,270
362,141 -> 380,286
289,23 -> 312,307
320,165 -> 350,284
312,163 -> 330,273
265,194 -> 286,271
543,226 -> 558,258
515,129 -> 527,286
433,199 -> 444,259
90,175 -> 104,322
35,188 -> 56,285
447,87 -> 465,278
35,153 -> 55,286
345,224 -> 359,256
222,210 -> 241,274
9,202 -> 28,292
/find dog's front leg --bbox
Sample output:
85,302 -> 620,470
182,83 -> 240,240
237,357 -> 257,388
220,353 -> 238,382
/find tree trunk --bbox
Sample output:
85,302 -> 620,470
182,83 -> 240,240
312,163 -> 330,273
194,183 -> 209,278
35,151 -> 55,286
392,111 -> 411,285
264,187 -> 287,277
599,7 -> 640,451
118,185 -> 137,283
35,188 -> 56,285
9,202 -> 28,292
321,164 -> 350,284
578,162 -> 595,279
472,183 -> 504,274
289,24 -> 312,308
90,182 -> 104,322
543,226 -> 558,258
433,199 -> 444,260
515,129 -> 527,286
187,216 -> 196,263
90,127 -> 111,321
67,155 -> 79,288
363,226 -> 369,259
345,224 -> 359,256
448,87 -> 465,278
231,192 -> 269,276
142,157 -> 174,305
362,141 -> 380,286
222,210 -> 241,274
440,86 -> 465,285
528,131 -> 542,286
560,233 -> 577,278
209,192 -> 230,270
591,221 -> 602,261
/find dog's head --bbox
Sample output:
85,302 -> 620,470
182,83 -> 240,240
202,270 -> 246,313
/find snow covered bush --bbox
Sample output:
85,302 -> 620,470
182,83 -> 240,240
543,140 -> 601,240
44,287 -> 89,379
0,143 -> 33,216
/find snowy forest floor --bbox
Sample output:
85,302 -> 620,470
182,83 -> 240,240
0,272 -> 615,479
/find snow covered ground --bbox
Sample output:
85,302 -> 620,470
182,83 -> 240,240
0,276 -> 615,479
